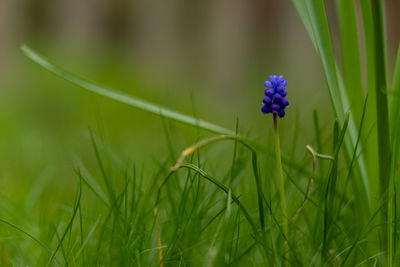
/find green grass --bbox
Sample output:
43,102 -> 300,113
0,0 -> 398,266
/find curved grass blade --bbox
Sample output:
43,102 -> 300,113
179,163 -> 259,239
20,44 -> 235,136
0,218 -> 52,254
161,134 -> 264,233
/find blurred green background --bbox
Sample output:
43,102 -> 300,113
0,0 -> 399,221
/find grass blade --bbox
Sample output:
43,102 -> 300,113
337,96 -> 369,218
73,161 -> 110,207
360,0 -> 380,205
303,0 -> 345,116
370,2 -> 392,256
323,113 -> 350,255
371,0 -> 391,195
74,215 -> 101,259
390,44 -> 400,139
0,218 -> 52,254
252,151 -> 265,231
291,0 -> 316,47
389,44 -> 400,266
20,44 -> 235,135
47,178 -> 82,266
338,0 -> 364,121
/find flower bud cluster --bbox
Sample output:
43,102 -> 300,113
261,75 -> 289,118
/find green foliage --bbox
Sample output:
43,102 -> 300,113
0,0 -> 395,266
292,0 -> 398,265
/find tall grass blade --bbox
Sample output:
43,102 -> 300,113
47,178 -> 82,266
389,44 -> 400,266
370,1 -> 392,258
337,96 -> 368,218
360,0 -> 380,204
90,131 -> 116,205
323,113 -> 349,255
337,0 -> 364,122
291,0 -> 315,46
390,44 -> 400,139
371,0 -> 391,198
303,0 -> 345,116
291,0 -> 371,208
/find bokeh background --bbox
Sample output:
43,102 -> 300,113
0,0 -> 399,214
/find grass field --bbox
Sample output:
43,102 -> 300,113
1,0 -> 400,266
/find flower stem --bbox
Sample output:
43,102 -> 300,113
273,113 -> 289,258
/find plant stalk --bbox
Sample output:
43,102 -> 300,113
273,113 -> 289,261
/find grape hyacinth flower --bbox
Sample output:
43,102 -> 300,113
261,75 -> 289,118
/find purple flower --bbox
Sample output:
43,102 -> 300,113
261,74 -> 289,118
